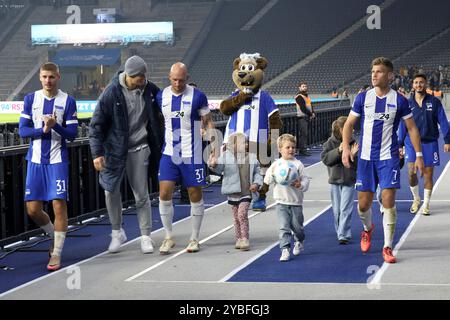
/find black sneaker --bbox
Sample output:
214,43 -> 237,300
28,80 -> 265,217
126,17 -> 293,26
339,239 -> 349,245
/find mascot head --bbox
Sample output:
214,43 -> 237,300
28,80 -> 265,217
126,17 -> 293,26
232,52 -> 268,94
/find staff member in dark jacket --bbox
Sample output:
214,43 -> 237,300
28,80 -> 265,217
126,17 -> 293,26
89,55 -> 163,254
321,116 -> 358,244
295,82 -> 315,156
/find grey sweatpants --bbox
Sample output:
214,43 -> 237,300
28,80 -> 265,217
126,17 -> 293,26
105,146 -> 152,236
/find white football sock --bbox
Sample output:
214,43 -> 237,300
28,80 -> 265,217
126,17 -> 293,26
358,207 -> 373,232
41,222 -> 55,238
383,207 -> 397,248
423,188 -> 432,207
159,199 -> 174,239
190,200 -> 204,241
410,185 -> 420,201
52,231 -> 66,257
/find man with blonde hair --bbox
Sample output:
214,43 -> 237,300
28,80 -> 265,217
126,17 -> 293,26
342,57 -> 424,263
19,62 -> 78,271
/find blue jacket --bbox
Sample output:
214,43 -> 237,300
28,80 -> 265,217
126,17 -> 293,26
89,72 -> 164,192
209,151 -> 263,195
398,93 -> 450,145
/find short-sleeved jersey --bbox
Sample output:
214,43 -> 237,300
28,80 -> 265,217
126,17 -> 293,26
224,90 -> 278,144
156,85 -> 210,159
20,89 -> 78,164
350,88 -> 412,161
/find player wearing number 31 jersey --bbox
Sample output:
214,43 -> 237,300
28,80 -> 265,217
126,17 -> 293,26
19,62 -> 78,271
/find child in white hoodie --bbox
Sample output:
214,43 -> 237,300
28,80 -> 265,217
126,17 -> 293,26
264,134 -> 310,261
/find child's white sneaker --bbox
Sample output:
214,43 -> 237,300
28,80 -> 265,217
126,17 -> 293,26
293,241 -> 304,256
279,248 -> 290,262
240,238 -> 250,251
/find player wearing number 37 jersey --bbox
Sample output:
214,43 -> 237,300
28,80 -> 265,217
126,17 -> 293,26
156,62 -> 217,255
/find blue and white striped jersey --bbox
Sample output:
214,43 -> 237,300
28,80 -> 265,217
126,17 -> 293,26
156,85 -> 210,159
19,89 -> 78,164
350,88 -> 411,161
224,90 -> 278,144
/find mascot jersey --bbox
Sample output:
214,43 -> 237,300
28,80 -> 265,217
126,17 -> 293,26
157,84 -> 210,159
224,90 -> 278,144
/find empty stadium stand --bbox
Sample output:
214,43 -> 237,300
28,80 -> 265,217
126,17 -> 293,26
268,0 -> 450,95
189,0 -> 383,96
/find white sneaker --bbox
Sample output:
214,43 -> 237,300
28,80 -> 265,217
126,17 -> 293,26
421,204 -> 430,216
186,239 -> 200,253
293,241 -> 304,256
159,237 -> 176,255
108,228 -> 127,253
140,235 -> 154,254
240,238 -> 250,251
235,239 -> 242,249
279,248 -> 290,262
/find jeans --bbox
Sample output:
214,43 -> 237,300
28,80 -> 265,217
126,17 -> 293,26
330,184 -> 355,241
276,204 -> 305,249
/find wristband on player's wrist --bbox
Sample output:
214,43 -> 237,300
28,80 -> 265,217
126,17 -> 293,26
416,152 -> 423,157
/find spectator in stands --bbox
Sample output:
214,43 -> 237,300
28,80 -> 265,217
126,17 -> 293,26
397,86 -> 407,97
295,82 -> 315,156
321,116 -> 358,244
18,62 -> 78,271
89,55 -> 164,254
342,57 -> 424,264
156,62 -> 217,255
342,88 -> 349,99
358,85 -> 370,94
398,73 -> 450,216
331,88 -> 339,98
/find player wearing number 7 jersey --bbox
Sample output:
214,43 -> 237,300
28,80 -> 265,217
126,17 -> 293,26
19,62 -> 78,271
342,57 -> 424,263
156,62 -> 217,254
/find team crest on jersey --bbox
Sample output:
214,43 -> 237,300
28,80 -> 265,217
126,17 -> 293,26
55,105 -> 64,110
426,103 -> 433,111
387,103 -> 396,109
182,101 -> 191,106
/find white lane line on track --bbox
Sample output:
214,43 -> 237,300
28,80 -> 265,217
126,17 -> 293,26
369,161 -> 450,286
125,160 -> 326,282
0,200 -> 229,298
120,279 -> 450,287
125,203 -> 278,282
218,204 -> 332,283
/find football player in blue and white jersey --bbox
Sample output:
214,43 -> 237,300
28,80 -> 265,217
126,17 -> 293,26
19,62 -> 78,271
398,73 -> 450,215
342,57 -> 424,263
157,62 -> 217,254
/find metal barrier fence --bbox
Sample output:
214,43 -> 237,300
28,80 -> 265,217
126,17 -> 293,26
0,99 -> 350,246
